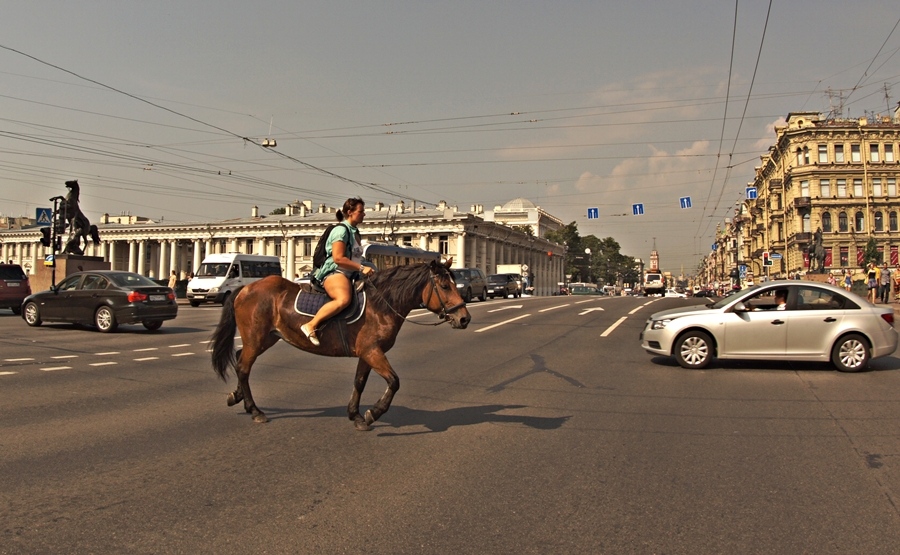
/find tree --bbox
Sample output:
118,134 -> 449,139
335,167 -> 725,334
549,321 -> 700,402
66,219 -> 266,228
269,207 -> 286,215
511,225 -> 534,236
864,237 -> 879,265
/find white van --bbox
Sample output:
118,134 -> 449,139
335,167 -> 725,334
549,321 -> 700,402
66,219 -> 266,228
186,253 -> 281,306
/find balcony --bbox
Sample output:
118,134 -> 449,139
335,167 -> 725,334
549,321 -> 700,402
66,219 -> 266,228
789,232 -> 811,245
793,197 -> 811,209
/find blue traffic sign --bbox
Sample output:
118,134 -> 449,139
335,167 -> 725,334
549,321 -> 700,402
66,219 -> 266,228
587,207 -> 599,220
746,186 -> 758,200
36,208 -> 52,226
632,203 -> 644,216
679,196 -> 692,209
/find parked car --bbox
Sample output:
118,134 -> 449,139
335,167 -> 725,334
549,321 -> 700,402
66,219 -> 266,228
664,288 -> 687,298
22,270 -> 178,332
640,282 -> 898,372
487,273 -> 520,299
0,263 -> 30,315
693,289 -> 715,298
570,285 -> 604,295
452,268 -> 488,302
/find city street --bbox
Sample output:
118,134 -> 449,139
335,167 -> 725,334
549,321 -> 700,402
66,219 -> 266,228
2,294 -> 900,554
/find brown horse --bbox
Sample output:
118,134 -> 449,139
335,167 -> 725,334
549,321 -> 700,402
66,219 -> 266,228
210,259 -> 471,430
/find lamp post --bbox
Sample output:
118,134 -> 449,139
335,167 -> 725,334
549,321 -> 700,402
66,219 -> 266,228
584,248 -> 592,283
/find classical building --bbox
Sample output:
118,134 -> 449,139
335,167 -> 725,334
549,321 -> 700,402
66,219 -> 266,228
700,107 -> 900,287
0,198 -> 568,296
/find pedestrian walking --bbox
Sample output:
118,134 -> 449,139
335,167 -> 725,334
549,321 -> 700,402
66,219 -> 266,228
879,263 -> 892,304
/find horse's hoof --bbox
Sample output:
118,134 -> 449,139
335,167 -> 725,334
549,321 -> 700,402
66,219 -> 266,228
253,414 -> 269,424
354,419 -> 372,432
226,393 -> 238,406
364,409 -> 375,426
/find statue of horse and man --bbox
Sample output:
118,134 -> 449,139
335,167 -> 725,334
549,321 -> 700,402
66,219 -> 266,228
56,180 -> 101,255
809,227 -> 826,273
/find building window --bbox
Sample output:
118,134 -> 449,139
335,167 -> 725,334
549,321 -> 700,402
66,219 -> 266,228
835,144 -> 844,162
273,238 -> 282,258
838,212 -> 848,232
818,144 -> 828,163
800,180 -> 809,196
886,144 -> 894,162
822,212 -> 832,232
874,178 -> 883,197
439,235 -> 449,255
889,178 -> 897,196
853,178 -> 863,197
245,239 -> 254,254
875,212 -> 884,232
402,235 -> 412,247
803,213 -> 811,232
851,144 -> 861,162
820,179 -> 830,197
796,148 -> 804,165
837,179 -> 847,197
870,143 -> 880,162
840,246 -> 849,266
303,237 -> 312,257
855,211 -> 865,233
891,211 -> 898,232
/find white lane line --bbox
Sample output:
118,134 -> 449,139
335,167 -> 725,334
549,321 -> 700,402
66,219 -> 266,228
133,347 -> 158,352
198,340 -> 213,344
474,314 -> 531,333
627,306 -> 644,315
600,316 -> 628,337
41,366 -> 71,372
172,352 -> 194,357
539,304 -> 569,312
95,352 -> 120,356
4,358 -> 34,362
51,355 -> 78,359
169,344 -> 191,348
89,362 -> 118,367
0,371 -> 17,376
575,299 -> 599,304
134,357 -> 159,362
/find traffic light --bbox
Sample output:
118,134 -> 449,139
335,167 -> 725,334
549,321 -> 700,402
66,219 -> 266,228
547,251 -> 553,258
762,251 -> 772,266
39,227 -> 51,247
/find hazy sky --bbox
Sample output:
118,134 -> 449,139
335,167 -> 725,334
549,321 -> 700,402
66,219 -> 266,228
2,1 -> 899,271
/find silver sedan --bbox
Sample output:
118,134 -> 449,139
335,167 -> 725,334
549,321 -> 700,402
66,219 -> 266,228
640,281 -> 898,372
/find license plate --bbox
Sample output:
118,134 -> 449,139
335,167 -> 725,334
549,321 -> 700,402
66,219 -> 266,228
7,282 -> 19,286
149,294 -> 166,302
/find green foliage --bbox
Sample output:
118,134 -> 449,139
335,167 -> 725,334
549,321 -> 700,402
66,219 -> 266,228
545,221 -> 636,284
864,237 -> 879,265
269,207 -> 286,215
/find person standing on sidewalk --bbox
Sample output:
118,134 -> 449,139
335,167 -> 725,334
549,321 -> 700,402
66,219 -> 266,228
879,263 -> 892,304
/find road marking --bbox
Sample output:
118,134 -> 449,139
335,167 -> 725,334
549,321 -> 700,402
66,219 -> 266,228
89,362 -> 117,367
41,366 -> 71,372
579,307 -> 605,315
575,299 -> 599,304
51,355 -> 78,359
0,371 -> 17,376
600,316 -> 628,337
628,306 -> 645,315
539,304 -> 569,312
134,357 -> 159,362
475,313 -> 531,333
4,358 -> 34,362
172,352 -> 194,357
169,344 -> 191,348
133,347 -> 158,352
488,305 -> 522,312
95,352 -> 120,356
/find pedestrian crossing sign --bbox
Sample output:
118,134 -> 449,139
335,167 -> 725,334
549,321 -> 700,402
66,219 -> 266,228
36,208 -> 52,226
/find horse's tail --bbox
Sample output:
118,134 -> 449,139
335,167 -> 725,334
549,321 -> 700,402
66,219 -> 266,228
210,286 -> 243,381
89,224 -> 100,243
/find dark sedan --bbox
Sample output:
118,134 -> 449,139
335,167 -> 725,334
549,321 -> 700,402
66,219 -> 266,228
22,271 -> 178,332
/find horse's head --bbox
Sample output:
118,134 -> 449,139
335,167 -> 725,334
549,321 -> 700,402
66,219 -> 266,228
65,180 -> 79,190
422,259 -> 470,329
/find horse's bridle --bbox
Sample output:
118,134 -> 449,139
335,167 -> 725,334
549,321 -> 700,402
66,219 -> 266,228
425,270 -> 466,320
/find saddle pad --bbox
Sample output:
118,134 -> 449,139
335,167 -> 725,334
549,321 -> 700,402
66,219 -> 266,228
293,287 -> 366,324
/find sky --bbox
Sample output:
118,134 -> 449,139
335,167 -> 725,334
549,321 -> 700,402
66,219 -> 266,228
2,1 -> 899,273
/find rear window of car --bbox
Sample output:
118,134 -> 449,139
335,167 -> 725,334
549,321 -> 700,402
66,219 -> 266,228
487,275 -> 507,283
109,273 -> 161,287
0,266 -> 26,280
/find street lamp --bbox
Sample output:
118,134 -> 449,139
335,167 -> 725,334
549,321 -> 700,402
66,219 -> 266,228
584,248 -> 592,283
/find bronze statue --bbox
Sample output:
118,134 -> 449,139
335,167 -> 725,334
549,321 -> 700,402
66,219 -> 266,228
809,227 -> 826,273
57,180 -> 101,255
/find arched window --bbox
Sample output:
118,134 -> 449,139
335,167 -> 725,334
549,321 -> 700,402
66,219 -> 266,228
796,148 -> 804,165
875,211 -> 884,232
822,212 -> 832,232
803,213 -> 811,232
891,211 -> 898,232
838,212 -> 848,232
855,211 -> 865,233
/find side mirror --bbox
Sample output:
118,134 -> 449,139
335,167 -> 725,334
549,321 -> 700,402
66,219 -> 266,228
732,301 -> 749,312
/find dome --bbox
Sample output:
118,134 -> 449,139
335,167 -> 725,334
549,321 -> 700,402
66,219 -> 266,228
500,197 -> 536,211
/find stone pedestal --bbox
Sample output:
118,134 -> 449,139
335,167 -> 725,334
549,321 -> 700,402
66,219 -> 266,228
31,254 -> 109,293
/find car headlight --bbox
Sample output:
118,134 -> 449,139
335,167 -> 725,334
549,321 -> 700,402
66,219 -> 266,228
650,318 -> 673,330
209,286 -> 219,293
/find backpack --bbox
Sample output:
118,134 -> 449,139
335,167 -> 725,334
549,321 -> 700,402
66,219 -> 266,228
312,223 -> 351,271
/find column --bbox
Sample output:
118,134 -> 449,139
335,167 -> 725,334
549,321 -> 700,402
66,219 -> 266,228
128,241 -> 137,273
455,233 -> 466,268
108,241 -> 117,271
137,241 -> 146,276
158,240 -> 168,279
169,239 -> 178,276
286,237 -> 296,280
193,240 -> 203,273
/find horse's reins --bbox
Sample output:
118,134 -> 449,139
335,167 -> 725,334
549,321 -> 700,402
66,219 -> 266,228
361,269 -> 464,326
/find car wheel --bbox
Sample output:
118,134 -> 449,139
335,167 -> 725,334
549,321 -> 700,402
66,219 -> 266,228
189,300 -> 200,307
23,302 -> 42,326
831,333 -> 870,372
142,320 -> 163,331
479,288 -> 487,302
464,288 -> 472,303
95,306 -> 118,333
674,330 -> 713,369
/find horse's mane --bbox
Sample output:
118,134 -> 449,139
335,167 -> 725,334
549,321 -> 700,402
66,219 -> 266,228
368,262 -> 442,311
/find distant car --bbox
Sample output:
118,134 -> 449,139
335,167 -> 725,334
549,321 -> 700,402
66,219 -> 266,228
487,274 -> 520,299
693,289 -> 715,298
452,268 -> 488,302
0,263 -> 30,315
664,289 -> 687,298
570,285 -> 604,295
640,281 -> 898,372
22,270 -> 178,332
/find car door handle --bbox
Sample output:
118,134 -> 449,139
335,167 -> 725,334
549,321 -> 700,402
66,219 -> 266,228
771,320 -> 785,325
823,317 -> 837,322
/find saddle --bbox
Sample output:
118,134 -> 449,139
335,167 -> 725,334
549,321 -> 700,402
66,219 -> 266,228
293,281 -> 366,324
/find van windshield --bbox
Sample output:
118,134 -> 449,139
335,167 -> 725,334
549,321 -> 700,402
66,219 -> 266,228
197,263 -> 229,277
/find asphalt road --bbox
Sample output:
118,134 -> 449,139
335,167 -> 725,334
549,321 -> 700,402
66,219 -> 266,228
2,294 -> 900,554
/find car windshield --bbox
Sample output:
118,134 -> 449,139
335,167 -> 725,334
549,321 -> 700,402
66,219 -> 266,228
487,275 -> 507,283
108,273 -> 161,287
197,263 -> 229,277
708,285 -> 762,309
